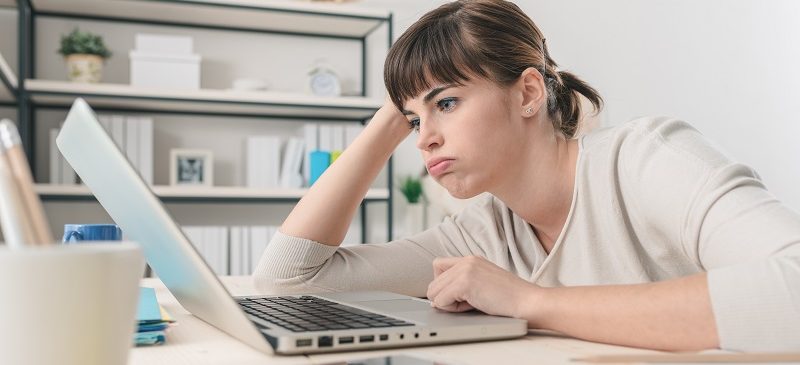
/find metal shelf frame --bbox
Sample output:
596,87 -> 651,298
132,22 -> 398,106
12,0 -> 396,242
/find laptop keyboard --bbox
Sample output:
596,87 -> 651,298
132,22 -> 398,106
238,296 -> 415,333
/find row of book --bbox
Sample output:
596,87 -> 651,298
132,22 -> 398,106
181,225 -> 277,276
246,123 -> 364,189
49,114 -> 154,185
48,118 -> 364,190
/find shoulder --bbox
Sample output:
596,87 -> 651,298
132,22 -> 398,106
582,116 -> 733,172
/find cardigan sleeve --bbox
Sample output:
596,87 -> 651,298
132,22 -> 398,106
251,195 -> 511,298
628,117 -> 800,351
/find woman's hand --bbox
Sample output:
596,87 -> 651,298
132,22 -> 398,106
372,95 -> 413,135
426,256 -> 541,319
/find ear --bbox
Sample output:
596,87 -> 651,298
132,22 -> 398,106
517,67 -> 546,118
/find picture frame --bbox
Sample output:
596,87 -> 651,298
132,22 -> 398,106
169,148 -> 213,187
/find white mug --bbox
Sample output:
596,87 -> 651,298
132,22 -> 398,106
0,242 -> 144,365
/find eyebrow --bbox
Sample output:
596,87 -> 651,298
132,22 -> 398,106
402,84 -> 457,115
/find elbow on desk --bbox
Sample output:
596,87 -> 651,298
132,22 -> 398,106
250,252 -> 332,295
251,260 -> 315,295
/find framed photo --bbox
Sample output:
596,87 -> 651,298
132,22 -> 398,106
169,149 -> 214,187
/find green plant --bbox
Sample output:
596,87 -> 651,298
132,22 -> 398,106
58,28 -> 112,58
398,175 -> 423,204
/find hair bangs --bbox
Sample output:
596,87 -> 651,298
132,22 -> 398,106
384,9 -> 489,111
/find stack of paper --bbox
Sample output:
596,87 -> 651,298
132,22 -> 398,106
135,287 -> 175,346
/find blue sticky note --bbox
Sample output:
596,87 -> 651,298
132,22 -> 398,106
136,287 -> 162,323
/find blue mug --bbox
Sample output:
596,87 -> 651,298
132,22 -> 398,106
63,224 -> 123,243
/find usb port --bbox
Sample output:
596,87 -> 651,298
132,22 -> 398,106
295,338 -> 312,347
318,336 -> 333,347
430,332 -> 438,337
379,334 -> 389,341
338,336 -> 354,344
359,335 -> 374,343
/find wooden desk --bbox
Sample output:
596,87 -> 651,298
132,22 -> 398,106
131,276 -> 667,365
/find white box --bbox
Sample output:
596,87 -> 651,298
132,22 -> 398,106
135,34 -> 193,55
130,51 -> 201,90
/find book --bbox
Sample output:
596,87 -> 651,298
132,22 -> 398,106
138,117 -> 154,185
125,116 -> 140,175
49,128 -> 60,184
303,124 -> 319,186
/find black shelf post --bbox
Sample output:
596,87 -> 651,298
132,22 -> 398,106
17,0 -> 34,174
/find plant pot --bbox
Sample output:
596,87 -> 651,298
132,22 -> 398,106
404,202 -> 426,235
65,54 -> 104,83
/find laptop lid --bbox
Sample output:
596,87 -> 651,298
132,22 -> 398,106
57,98 -> 273,354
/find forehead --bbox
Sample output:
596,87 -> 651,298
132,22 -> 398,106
402,77 -> 500,111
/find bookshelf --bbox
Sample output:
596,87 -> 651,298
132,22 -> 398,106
11,0 -> 395,243
25,80 -> 383,120
36,184 -> 390,203
30,0 -> 390,38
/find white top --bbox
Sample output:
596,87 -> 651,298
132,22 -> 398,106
253,117 -> 800,352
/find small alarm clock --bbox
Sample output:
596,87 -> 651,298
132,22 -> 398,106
308,65 -> 342,97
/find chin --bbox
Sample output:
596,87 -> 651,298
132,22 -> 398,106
438,176 -> 482,199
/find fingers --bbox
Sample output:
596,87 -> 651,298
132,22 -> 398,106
427,259 -> 460,301
428,258 -> 474,310
432,256 -> 463,277
436,301 -> 474,313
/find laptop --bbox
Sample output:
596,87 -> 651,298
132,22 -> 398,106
56,98 -> 527,355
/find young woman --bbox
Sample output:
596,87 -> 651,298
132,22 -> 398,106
254,0 -> 799,352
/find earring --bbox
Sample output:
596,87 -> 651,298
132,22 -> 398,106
525,107 -> 532,114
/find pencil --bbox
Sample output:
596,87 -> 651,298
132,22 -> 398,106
572,352 -> 800,363
0,120 -> 53,245
0,143 -> 36,248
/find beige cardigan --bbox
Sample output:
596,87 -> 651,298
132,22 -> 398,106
254,117 -> 800,352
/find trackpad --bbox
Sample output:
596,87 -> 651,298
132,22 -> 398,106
357,299 -> 432,312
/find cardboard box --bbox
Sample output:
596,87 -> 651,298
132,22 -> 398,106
135,34 -> 193,55
129,51 -> 201,90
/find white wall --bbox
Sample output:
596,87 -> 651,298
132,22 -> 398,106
525,0 -> 800,210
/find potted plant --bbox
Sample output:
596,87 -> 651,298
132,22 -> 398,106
398,175 -> 425,235
58,28 -> 112,83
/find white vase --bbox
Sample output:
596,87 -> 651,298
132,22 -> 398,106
404,202 -> 426,235
65,54 -> 104,83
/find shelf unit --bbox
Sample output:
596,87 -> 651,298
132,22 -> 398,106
11,0 -> 395,242
36,184 -> 390,203
25,80 -> 383,120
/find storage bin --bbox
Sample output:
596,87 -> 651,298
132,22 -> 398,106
129,51 -> 201,90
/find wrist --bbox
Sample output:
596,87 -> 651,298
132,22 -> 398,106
369,103 -> 412,139
516,283 -> 550,328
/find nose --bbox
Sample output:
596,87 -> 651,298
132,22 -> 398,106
415,118 -> 443,151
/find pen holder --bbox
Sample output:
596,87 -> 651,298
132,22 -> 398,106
0,242 -> 144,365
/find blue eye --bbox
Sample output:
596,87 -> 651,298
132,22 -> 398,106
408,118 -> 420,132
437,97 -> 457,112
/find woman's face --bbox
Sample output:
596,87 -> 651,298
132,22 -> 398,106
402,77 -> 535,199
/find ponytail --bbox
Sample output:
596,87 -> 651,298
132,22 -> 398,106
545,69 -> 603,138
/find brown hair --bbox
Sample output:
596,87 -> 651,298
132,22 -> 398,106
384,0 -> 602,138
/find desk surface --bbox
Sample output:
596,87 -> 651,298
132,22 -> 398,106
131,276 -> 666,365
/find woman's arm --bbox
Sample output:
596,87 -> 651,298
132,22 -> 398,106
527,272 -> 718,351
426,256 -> 718,351
280,100 -> 410,246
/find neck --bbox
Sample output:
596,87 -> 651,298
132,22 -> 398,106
492,132 -> 579,252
